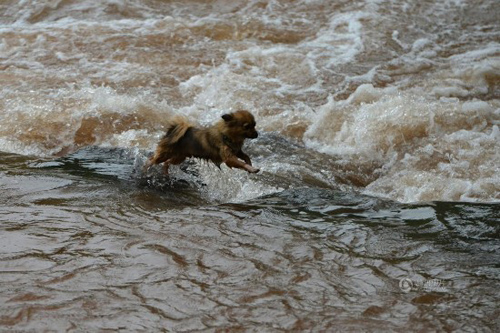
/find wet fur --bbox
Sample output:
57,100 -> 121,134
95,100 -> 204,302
145,110 -> 259,174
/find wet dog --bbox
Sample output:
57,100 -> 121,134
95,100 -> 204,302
145,110 -> 260,174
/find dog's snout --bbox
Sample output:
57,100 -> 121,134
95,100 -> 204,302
249,131 -> 258,139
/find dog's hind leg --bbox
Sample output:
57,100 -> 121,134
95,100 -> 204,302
163,156 -> 186,174
144,151 -> 170,173
143,159 -> 152,172
143,157 -> 158,173
162,162 -> 170,174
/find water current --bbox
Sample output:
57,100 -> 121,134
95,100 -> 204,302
1,0 -> 499,331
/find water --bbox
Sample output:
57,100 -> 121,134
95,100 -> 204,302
1,0 -> 499,331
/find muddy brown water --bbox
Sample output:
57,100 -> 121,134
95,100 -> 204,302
1,0 -> 500,331
1,146 -> 499,331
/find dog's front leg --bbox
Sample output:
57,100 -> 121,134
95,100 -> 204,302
237,150 -> 252,165
225,156 -> 260,173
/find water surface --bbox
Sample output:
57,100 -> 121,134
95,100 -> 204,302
1,0 -> 499,331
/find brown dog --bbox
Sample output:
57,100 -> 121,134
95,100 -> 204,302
145,110 -> 260,174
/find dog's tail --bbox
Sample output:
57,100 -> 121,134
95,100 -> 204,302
161,115 -> 192,146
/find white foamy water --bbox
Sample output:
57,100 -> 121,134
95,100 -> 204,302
2,2 -> 500,332
305,84 -> 500,202
1,0 -> 499,202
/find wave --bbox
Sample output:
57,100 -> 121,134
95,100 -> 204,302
1,0 -> 499,203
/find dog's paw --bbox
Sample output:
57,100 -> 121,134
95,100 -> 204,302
247,166 -> 260,174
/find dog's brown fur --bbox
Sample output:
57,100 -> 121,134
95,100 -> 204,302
145,110 -> 260,174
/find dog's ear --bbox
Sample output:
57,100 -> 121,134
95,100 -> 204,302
221,113 -> 233,122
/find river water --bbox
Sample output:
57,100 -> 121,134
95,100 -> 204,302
1,0 -> 499,331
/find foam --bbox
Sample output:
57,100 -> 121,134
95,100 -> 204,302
302,11 -> 369,67
0,85 -> 173,157
303,82 -> 500,202
1,0 -> 499,204
411,38 -> 432,52
4,0 -> 163,26
305,85 -> 434,158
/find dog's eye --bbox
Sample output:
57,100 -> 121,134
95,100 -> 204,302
244,123 -> 251,129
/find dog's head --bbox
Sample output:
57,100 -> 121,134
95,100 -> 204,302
221,110 -> 258,139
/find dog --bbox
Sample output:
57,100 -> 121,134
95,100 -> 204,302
145,110 -> 260,174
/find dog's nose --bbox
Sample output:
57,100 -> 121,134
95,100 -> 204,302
252,131 -> 258,138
